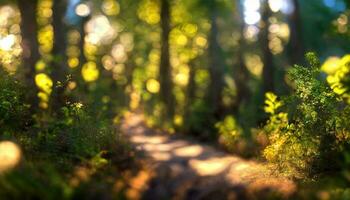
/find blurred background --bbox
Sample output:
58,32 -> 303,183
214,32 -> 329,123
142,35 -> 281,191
0,0 -> 349,134
1,0 -> 350,198
2,0 -> 350,131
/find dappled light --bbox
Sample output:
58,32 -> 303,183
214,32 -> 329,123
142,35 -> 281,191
0,141 -> 22,173
1,0 -> 350,199
174,145 -> 203,157
189,157 -> 233,176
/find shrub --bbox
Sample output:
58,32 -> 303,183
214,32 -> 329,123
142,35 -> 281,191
38,102 -> 117,158
0,162 -> 70,200
0,71 -> 29,136
323,54 -> 350,103
263,53 -> 350,176
216,115 -> 242,152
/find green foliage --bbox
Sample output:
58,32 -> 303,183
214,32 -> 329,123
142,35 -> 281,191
263,53 -> 350,176
0,72 -> 131,198
325,54 -> 350,103
0,71 -> 29,136
215,115 -> 242,152
37,102 -> 116,158
0,162 -> 71,200
185,100 -> 216,140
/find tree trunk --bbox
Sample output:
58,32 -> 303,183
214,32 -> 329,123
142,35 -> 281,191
51,0 -> 68,111
76,16 -> 89,93
159,0 -> 175,119
261,2 -> 274,93
233,0 -> 251,112
78,17 -> 89,69
18,0 -> 40,110
208,7 -> 224,117
184,59 -> 196,120
288,0 -> 304,65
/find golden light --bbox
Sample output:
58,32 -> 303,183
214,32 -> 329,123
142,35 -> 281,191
111,44 -> 127,63
38,25 -> 54,54
130,91 -> 140,110
183,23 -> 198,37
120,33 -> 134,52
102,55 -> 115,70
102,0 -> 120,16
37,0 -> 53,25
66,46 -> 80,57
38,91 -> 49,102
150,152 -> 171,161
245,54 -> 263,77
82,61 -> 99,82
113,63 -> 125,74
85,15 -> 116,45
75,3 -> 91,17
149,49 -> 160,63
336,14 -> 348,33
40,7 -> 53,18
146,79 -> 160,94
0,34 -> 15,51
277,23 -> 290,41
269,36 -> 284,55
35,73 -> 53,94
173,114 -> 183,126
68,81 -> 77,90
174,65 -> 189,86
0,141 -> 22,173
195,35 -> 207,47
176,34 -> 188,46
174,145 -> 203,157
35,60 -> 46,71
137,0 -> 160,25
68,57 -> 79,68
189,157 -> 234,176
130,135 -> 167,145
321,56 -> 341,75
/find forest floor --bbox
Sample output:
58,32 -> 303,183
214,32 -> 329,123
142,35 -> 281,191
120,113 -> 297,200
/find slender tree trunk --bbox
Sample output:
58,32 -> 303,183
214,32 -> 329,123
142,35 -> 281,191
159,0 -> 175,119
261,2 -> 274,92
184,59 -> 196,120
208,8 -> 224,117
76,16 -> 89,93
233,0 -> 251,112
18,0 -> 40,110
288,0 -> 304,65
78,17 -> 89,69
51,0 -> 68,111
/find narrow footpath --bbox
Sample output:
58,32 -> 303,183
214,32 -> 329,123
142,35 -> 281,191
120,113 -> 296,200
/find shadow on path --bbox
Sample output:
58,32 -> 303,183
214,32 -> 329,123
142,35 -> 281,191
120,113 -> 296,200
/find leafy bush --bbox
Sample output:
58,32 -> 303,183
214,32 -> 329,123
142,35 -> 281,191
216,115 -> 242,151
37,102 -> 117,158
263,53 -> 350,176
0,71 -> 29,136
0,162 -> 71,200
323,54 -> 350,102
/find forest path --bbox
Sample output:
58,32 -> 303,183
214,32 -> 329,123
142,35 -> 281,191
120,113 -> 296,200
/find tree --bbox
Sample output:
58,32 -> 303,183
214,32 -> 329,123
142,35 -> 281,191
287,0 -> 305,65
207,1 -> 224,117
232,0 -> 251,111
159,0 -> 175,119
17,0 -> 40,110
260,1 -> 275,92
51,0 -> 69,111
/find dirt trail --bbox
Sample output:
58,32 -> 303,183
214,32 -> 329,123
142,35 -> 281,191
120,113 -> 296,200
